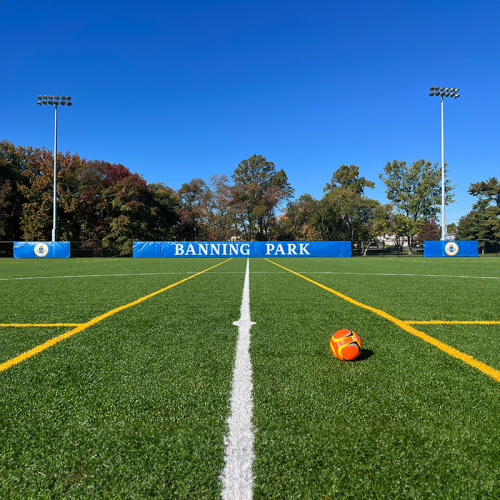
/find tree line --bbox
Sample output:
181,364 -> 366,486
1,140 -> 497,254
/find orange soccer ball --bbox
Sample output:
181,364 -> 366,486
330,329 -> 362,361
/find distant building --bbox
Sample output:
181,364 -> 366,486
375,234 -> 410,249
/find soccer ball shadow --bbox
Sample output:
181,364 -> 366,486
353,349 -> 374,362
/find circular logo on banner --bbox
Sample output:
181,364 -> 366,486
444,241 -> 459,256
34,242 -> 49,258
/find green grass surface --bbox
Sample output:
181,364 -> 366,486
0,256 -> 499,498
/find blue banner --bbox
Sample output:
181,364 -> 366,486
14,242 -> 71,259
424,240 -> 478,257
133,241 -> 351,258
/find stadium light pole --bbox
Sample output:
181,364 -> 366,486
429,86 -> 459,240
37,95 -> 72,242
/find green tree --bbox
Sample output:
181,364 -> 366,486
457,177 -> 500,253
232,155 -> 294,240
326,187 -> 379,250
372,203 -> 394,241
148,182 -> 180,240
359,203 -> 397,254
324,164 -> 375,194
379,159 -> 455,251
278,193 -> 321,241
393,214 -> 414,252
317,165 -> 379,252
447,222 -> 457,234
177,178 -> 208,240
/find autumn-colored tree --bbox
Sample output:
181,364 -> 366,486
63,159 -> 109,246
203,174 -> 236,241
415,219 -> 441,245
17,146 -> 56,240
100,164 -> 153,254
1,140 -> 186,253
53,151 -> 93,241
0,141 -> 26,240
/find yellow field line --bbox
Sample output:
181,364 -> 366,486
265,258 -> 500,382
0,259 -> 232,373
406,320 -> 500,325
0,323 -> 82,327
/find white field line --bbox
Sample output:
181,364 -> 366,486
220,258 -> 255,500
1,270 -> 498,281
240,271 -> 498,279
0,272 -> 211,281
209,271 -> 499,279
307,272 -> 499,279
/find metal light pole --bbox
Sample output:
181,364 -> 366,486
37,95 -> 72,241
429,86 -> 459,240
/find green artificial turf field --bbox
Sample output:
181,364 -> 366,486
0,256 -> 499,498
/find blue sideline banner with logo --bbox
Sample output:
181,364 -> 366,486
14,242 -> 71,259
424,240 -> 478,257
133,241 -> 351,258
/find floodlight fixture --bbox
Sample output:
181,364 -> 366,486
36,94 -> 73,242
428,85 -> 460,240
431,87 -> 460,99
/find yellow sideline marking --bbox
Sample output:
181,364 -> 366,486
265,259 -> 500,382
406,320 -> 500,325
0,259 -> 232,373
0,323 -> 82,327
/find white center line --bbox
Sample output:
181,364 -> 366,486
220,258 -> 256,500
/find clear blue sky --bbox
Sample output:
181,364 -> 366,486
1,0 -> 499,225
